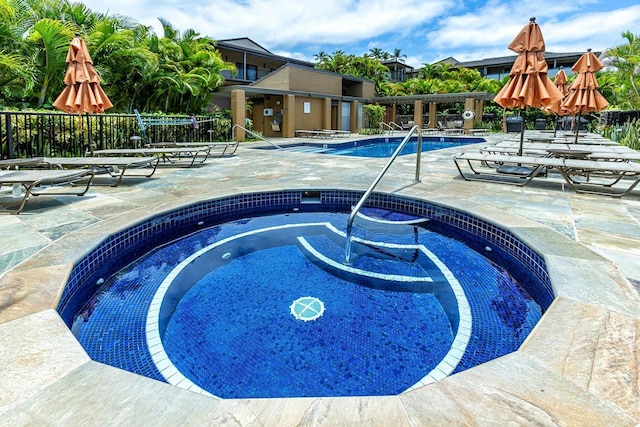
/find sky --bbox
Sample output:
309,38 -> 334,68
79,0 -> 640,67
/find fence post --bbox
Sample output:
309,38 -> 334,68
6,113 -> 14,159
98,115 -> 104,150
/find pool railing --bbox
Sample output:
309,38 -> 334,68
344,125 -> 423,263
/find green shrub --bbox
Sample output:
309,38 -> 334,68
620,119 -> 640,150
363,104 -> 386,130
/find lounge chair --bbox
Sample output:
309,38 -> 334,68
558,159 -> 640,197
454,152 -> 640,197
42,156 -> 160,186
421,121 -> 440,135
454,153 -> 565,186
482,143 -> 640,161
90,146 -> 212,167
295,129 -> 340,139
147,141 -> 239,157
0,158 -> 45,169
443,121 -> 463,135
0,169 -> 94,214
467,128 -> 489,136
400,121 -> 414,130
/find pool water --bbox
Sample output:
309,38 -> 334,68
326,136 -> 483,157
163,244 -> 452,397
72,209 -> 543,399
260,136 -> 484,158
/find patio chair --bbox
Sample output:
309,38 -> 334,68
0,169 -> 94,214
42,156 -> 160,186
454,152 -> 640,197
90,146 -> 212,167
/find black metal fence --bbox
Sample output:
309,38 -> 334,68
600,110 -> 640,126
0,111 -> 232,159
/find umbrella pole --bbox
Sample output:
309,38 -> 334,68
574,113 -> 581,144
553,114 -> 558,137
519,108 -> 526,156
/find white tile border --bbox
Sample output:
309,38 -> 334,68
146,221 -> 471,397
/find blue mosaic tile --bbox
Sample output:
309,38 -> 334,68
59,190 -> 553,397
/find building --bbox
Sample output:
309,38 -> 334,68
382,60 -> 415,82
452,52 -> 592,80
212,38 -> 591,138
212,38 -> 375,140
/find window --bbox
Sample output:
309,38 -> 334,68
246,65 -> 258,81
235,63 -> 258,81
235,62 -> 244,80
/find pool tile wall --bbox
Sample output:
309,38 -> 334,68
58,190 -> 554,327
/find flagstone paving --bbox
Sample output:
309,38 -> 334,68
0,133 -> 638,425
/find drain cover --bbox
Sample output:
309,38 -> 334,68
290,296 -> 325,322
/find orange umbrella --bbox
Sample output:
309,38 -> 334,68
53,34 -> 113,131
494,17 -> 563,155
547,67 -> 570,135
561,49 -> 609,142
553,67 -> 569,96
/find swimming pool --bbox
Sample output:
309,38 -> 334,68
258,136 -> 484,157
58,190 -> 552,399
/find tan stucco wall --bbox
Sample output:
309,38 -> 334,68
231,89 -> 246,141
253,68 -> 291,91
344,82 -> 375,99
288,67 -> 342,95
294,97 -> 326,130
257,95 -> 285,137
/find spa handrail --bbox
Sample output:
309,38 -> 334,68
344,125 -> 423,263
231,124 -> 284,150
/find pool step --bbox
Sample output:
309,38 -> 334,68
297,234 -> 437,293
353,208 -> 429,235
283,145 -> 329,153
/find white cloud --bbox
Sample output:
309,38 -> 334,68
80,0 -> 640,68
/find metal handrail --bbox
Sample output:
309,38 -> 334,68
380,122 -> 395,135
231,124 -> 284,150
388,121 -> 403,131
344,125 -> 423,263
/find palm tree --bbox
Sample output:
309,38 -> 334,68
141,18 -> 233,112
600,31 -> 640,109
368,48 -> 388,60
314,50 -> 329,63
392,48 -> 406,63
27,18 -> 76,107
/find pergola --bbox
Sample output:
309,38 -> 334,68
372,92 -> 496,130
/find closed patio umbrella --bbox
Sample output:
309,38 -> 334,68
547,67 -> 570,135
560,49 -> 609,143
53,34 -> 113,138
494,17 -> 563,158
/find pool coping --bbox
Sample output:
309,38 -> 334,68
1,150 -> 639,424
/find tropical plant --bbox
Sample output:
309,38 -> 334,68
392,48 -> 406,63
379,63 -> 501,96
616,118 -> 640,150
363,104 -> 386,130
367,48 -> 389,60
27,18 -> 76,107
599,31 -> 640,109
315,50 -> 390,95
0,0 -> 234,114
